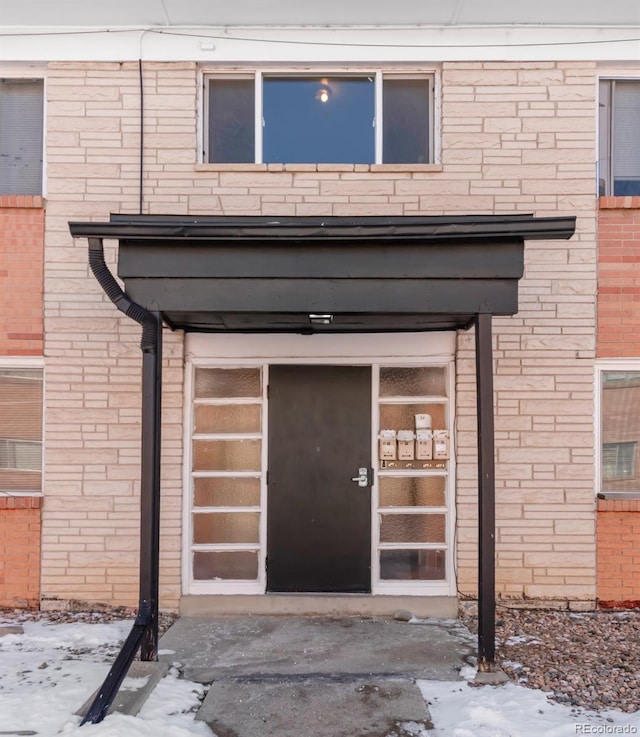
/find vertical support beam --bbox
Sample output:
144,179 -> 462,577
139,312 -> 162,661
475,312 -> 496,668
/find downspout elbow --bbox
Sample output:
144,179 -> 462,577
87,237 -> 158,352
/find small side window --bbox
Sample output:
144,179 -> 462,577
0,368 -> 43,494
207,77 -> 254,164
601,372 -> 640,494
0,78 -> 44,195
599,79 -> 640,196
382,77 -> 431,165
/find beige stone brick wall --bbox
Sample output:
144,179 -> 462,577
42,60 -> 597,608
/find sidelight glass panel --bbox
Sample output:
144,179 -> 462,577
379,476 -> 445,508
192,512 -> 260,544
380,513 -> 445,543
379,403 -> 446,431
380,549 -> 445,580
193,550 -> 259,580
193,440 -> 261,471
380,367 -> 446,397
194,404 -> 261,434
193,477 -> 261,507
195,368 -> 261,398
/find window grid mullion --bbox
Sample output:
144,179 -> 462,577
375,71 -> 383,164
255,71 -> 263,164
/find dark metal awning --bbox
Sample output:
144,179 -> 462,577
68,212 -> 576,723
69,214 -> 576,334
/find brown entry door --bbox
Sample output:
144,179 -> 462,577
267,365 -> 372,593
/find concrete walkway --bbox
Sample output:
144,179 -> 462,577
159,615 -> 476,736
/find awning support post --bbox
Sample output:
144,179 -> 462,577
140,312 -> 162,661
475,312 -> 497,668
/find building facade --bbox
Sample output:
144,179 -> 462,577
1,9 -> 639,613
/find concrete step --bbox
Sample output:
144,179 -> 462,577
197,676 -> 434,737
76,661 -> 169,719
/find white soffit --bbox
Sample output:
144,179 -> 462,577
0,0 -> 639,61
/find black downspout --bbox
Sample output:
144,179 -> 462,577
475,312 -> 497,669
80,237 -> 162,724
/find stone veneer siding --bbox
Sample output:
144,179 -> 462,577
42,61 -> 598,609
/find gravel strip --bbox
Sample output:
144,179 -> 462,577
0,605 -> 178,638
461,606 -> 640,713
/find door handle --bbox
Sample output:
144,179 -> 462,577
351,467 -> 370,487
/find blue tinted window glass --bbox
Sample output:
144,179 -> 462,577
263,77 -> 374,164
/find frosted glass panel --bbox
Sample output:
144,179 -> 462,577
380,514 -> 445,543
380,367 -> 446,397
379,403 -> 446,430
195,404 -> 261,434
195,368 -> 261,398
193,440 -> 261,471
192,512 -> 260,544
193,551 -> 258,580
379,477 -> 445,508
193,477 -> 261,507
380,549 -> 445,580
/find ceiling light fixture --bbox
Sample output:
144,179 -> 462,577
315,85 -> 331,103
309,313 -> 333,325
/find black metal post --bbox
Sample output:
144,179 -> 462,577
139,311 -> 162,661
475,312 -> 497,668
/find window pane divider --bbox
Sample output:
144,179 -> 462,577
377,470 -> 447,477
378,542 -> 448,549
193,506 -> 261,513
192,471 -> 263,478
378,396 -> 447,403
191,543 -> 261,551
193,398 -> 261,405
193,433 -> 262,441
378,507 -> 447,514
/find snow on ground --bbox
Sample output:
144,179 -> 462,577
0,619 -> 213,736
419,675 -> 640,737
2,618 -> 640,736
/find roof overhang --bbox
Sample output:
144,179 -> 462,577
69,214 -> 576,335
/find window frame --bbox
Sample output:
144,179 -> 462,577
596,361 -> 640,497
598,76 -> 640,197
202,68 -> 436,166
0,357 -> 44,496
0,73 -> 46,197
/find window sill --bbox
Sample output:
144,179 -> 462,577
599,196 -> 640,210
195,163 -> 443,174
0,195 -> 45,209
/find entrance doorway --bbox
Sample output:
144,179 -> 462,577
267,365 -> 372,592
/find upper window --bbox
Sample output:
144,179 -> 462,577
0,367 -> 43,495
599,79 -> 640,196
0,78 -> 44,196
205,72 -> 433,165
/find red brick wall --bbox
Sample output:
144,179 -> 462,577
0,497 -> 42,608
597,198 -> 640,606
597,197 -> 640,358
597,499 -> 640,605
0,194 -> 45,608
0,195 -> 45,355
